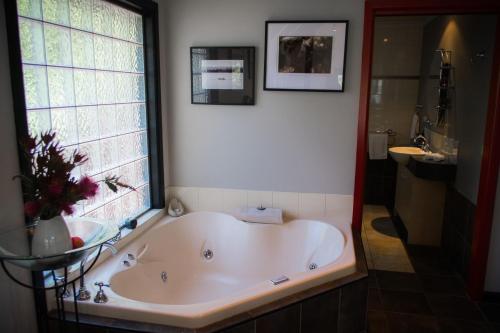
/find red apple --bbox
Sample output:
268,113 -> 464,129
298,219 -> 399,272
71,236 -> 84,249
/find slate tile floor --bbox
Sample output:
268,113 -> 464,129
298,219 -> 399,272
363,206 -> 500,332
367,266 -> 500,332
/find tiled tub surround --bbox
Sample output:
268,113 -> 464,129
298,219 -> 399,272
58,209 -> 366,331
167,186 -> 354,223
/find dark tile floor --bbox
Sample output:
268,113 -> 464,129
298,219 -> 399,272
367,245 -> 500,333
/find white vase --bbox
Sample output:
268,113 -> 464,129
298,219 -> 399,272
31,216 -> 72,257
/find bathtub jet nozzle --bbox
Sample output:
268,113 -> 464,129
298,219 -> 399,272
203,249 -> 214,260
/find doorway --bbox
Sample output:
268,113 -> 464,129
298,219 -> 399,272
352,0 -> 500,302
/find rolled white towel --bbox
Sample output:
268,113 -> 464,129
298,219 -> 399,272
410,113 -> 420,139
368,133 -> 388,160
235,207 -> 283,224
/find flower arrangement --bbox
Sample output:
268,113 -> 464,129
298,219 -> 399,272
15,131 -> 132,221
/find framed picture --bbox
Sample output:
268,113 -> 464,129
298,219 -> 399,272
264,20 -> 348,92
191,47 -> 255,105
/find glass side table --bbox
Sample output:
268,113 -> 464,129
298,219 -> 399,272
0,217 -> 120,333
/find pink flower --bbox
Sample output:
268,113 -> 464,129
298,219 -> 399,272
78,176 -> 99,199
61,202 -> 74,215
24,201 -> 41,218
48,181 -> 63,197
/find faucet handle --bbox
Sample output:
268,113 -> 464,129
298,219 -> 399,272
94,281 -> 110,289
94,282 -> 110,303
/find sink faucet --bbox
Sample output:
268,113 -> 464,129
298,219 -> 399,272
413,134 -> 431,152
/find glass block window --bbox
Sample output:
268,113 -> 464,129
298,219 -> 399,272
17,0 -> 151,224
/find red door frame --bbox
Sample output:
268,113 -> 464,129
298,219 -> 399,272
352,0 -> 500,300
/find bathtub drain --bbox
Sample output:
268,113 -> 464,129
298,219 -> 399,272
161,271 -> 167,283
309,263 -> 318,270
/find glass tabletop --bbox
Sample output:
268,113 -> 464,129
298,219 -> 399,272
0,217 -> 119,271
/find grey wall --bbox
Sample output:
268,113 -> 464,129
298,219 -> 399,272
163,0 -> 364,194
0,0 -> 38,331
417,15 -> 497,204
417,15 -> 500,292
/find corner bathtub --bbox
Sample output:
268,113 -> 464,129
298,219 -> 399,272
74,211 -> 356,329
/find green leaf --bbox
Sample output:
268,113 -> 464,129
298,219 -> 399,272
105,180 -> 118,193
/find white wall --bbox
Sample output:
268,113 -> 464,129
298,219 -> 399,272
0,0 -> 38,331
163,0 -> 364,195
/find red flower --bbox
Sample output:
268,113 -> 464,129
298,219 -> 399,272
48,180 -> 64,197
78,176 -> 99,199
15,132 -> 132,220
61,202 -> 74,215
24,201 -> 41,218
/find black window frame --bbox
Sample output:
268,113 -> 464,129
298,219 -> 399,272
4,0 -> 165,213
2,1 -> 164,331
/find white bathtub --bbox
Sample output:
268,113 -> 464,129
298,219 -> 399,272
74,211 -> 356,329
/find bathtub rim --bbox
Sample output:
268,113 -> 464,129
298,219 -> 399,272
58,212 -> 368,331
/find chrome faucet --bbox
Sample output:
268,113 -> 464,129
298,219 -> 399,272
413,134 -> 431,152
93,282 -> 110,303
55,276 -> 72,298
101,242 -> 118,255
77,242 -> 117,301
76,256 -> 91,301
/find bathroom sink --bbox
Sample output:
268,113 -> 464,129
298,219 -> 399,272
389,146 -> 426,164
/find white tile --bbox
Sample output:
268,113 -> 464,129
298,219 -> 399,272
298,193 -> 326,219
223,189 -> 247,212
247,190 -> 273,209
168,186 -> 198,212
326,194 -> 354,223
198,187 -> 224,212
273,192 -> 299,220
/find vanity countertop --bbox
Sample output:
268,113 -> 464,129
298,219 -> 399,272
407,156 -> 457,182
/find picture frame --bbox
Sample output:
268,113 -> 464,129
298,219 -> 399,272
190,46 -> 256,105
264,20 -> 349,92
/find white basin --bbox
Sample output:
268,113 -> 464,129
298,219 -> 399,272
66,218 -> 103,243
389,146 -> 426,164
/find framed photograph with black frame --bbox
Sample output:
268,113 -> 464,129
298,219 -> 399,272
191,47 -> 255,105
264,20 -> 348,92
